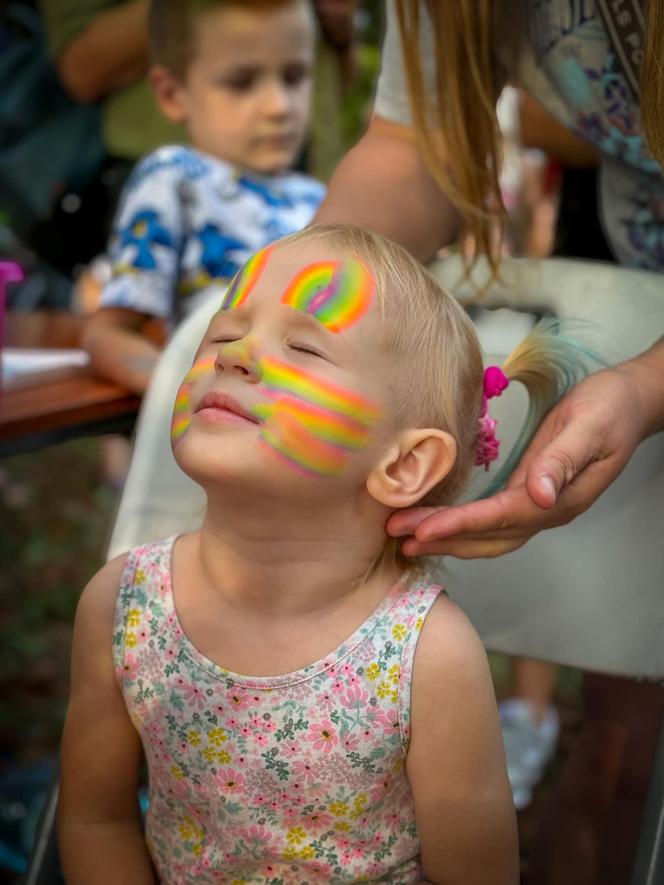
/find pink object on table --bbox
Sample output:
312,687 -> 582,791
0,261 -> 25,389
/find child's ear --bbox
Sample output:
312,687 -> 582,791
149,65 -> 188,123
366,429 -> 457,508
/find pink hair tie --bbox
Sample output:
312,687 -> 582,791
475,366 -> 509,470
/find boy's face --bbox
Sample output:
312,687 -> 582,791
164,1 -> 314,174
172,242 -> 398,498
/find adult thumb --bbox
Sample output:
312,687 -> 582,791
524,423 -> 596,509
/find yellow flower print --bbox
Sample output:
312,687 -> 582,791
298,845 -> 316,860
187,730 -> 201,746
286,826 -> 307,845
354,793 -> 368,811
202,746 -> 216,763
329,801 -> 348,816
134,569 -> 146,585
376,681 -> 391,699
208,727 -> 227,746
216,750 -> 232,764
179,822 -> 196,841
392,623 -> 407,641
365,663 -> 381,681
282,846 -> 299,861
335,821 -> 351,831
390,689 -> 399,704
415,616 -> 423,631
388,664 -> 400,684
192,843 -> 203,857
125,632 -> 137,648
126,609 -> 141,627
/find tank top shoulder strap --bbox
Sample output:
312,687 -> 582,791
389,570 -> 445,750
111,536 -> 177,679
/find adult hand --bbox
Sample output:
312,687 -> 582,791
387,352 -> 663,558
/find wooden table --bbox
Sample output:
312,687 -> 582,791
1,312 -> 141,457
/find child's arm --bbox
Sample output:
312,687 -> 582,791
58,556 -> 156,884
84,307 -> 161,394
407,596 -> 519,885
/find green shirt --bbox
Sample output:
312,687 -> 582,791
40,0 -> 186,160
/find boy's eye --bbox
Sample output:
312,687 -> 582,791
282,63 -> 310,87
222,74 -> 256,92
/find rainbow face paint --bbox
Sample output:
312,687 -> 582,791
280,260 -> 375,333
219,246 -> 272,312
171,356 -> 216,444
253,356 -> 381,476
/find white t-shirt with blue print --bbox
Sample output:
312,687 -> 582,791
101,145 -> 325,322
376,0 -> 663,270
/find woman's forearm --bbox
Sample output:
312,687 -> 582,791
619,335 -> 664,439
59,820 -> 156,884
314,116 -> 460,262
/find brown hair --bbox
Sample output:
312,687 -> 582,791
148,0 -> 299,79
395,0 -> 664,276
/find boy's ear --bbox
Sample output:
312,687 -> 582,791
149,65 -> 188,123
366,429 -> 457,508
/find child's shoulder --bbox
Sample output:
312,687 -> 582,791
73,553 -> 131,644
128,145 -> 229,189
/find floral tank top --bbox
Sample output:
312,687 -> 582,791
112,537 -> 444,884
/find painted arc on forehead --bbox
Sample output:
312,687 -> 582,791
280,259 -> 375,332
253,356 -> 381,476
170,356 -> 216,444
219,245 -> 273,312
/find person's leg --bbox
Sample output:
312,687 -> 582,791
501,658 -> 560,810
526,675 -> 664,885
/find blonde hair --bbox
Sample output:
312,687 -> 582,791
271,225 -> 596,511
395,0 -> 664,277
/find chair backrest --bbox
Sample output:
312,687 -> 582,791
428,255 -> 664,680
108,256 -> 664,679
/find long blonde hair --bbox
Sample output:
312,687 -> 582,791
395,0 -> 664,276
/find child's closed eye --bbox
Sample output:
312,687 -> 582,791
289,342 -> 327,360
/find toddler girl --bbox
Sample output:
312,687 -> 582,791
59,225 -> 589,884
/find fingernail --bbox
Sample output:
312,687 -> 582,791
541,475 -> 557,502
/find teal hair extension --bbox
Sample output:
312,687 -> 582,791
478,317 -> 606,499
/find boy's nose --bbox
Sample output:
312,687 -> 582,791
262,80 -> 291,117
214,342 -> 262,383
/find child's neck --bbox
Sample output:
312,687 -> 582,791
195,487 -> 400,620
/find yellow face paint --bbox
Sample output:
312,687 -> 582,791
171,357 -> 216,445
218,246 -> 273,312
280,259 -> 375,332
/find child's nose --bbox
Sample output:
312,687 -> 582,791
262,79 -> 291,117
214,342 -> 262,383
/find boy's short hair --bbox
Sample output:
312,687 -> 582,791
149,0 -> 301,80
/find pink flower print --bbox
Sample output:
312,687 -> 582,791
370,777 -> 392,804
341,734 -> 359,752
340,684 -> 369,710
215,768 -> 245,794
249,714 -> 262,729
347,674 -> 361,688
137,628 -> 149,644
304,810 -> 333,832
284,741 -> 300,756
240,824 -> 272,844
292,760 -> 317,785
227,716 -> 239,729
341,850 -> 353,866
307,720 -> 337,752
330,677 -> 345,695
309,861 -> 332,877
118,652 -> 138,681
164,648 -> 176,663
182,682 -> 206,710
227,690 -> 252,711
374,709 -> 400,735
317,689 -> 334,710
341,662 -> 354,676
253,732 -> 269,747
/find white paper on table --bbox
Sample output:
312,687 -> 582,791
1,348 -> 90,389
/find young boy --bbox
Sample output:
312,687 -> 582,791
84,0 -> 323,394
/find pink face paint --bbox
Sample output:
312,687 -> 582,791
280,259 -> 375,332
170,356 -> 216,444
219,246 -> 273,312
253,356 -> 381,476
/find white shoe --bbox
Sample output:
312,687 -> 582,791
499,698 -> 560,810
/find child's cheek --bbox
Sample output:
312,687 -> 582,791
253,358 -> 381,477
170,356 -> 216,447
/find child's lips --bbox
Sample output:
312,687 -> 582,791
195,392 -> 259,425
